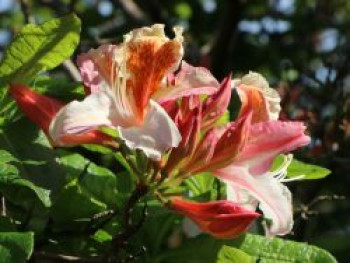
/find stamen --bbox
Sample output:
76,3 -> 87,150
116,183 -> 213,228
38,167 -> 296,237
280,174 -> 305,183
270,154 -> 293,177
270,154 -> 305,183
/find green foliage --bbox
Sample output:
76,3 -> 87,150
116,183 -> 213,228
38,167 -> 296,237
238,234 -> 337,263
0,129 -> 53,209
0,178 -> 51,208
217,246 -> 254,263
50,180 -> 107,224
0,14 -> 81,84
272,155 -> 331,180
155,234 -> 337,263
0,119 -> 64,193
0,232 -> 34,263
0,150 -> 18,176
31,76 -> 85,102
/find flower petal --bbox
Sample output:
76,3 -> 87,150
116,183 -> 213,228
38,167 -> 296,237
226,184 -> 258,211
189,113 -> 251,173
235,72 -> 281,123
49,88 -> 116,145
216,166 -> 293,235
236,121 -> 310,175
126,24 -> 184,121
165,106 -> 201,173
241,72 -> 281,120
10,84 -> 111,147
154,61 -> 218,103
171,197 -> 260,238
183,128 -> 219,174
202,75 -> 232,129
77,44 -> 117,94
10,84 -> 64,136
118,100 -> 181,160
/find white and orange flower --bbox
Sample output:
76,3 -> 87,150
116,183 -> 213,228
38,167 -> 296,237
50,25 -> 187,160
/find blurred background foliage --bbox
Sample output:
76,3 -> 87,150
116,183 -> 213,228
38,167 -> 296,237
1,0 -> 350,261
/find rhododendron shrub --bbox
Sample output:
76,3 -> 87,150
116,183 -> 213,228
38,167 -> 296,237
0,15 -> 336,262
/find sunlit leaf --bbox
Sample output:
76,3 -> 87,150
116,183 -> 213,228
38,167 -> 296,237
0,14 -> 81,84
217,245 -> 254,263
272,155 -> 331,180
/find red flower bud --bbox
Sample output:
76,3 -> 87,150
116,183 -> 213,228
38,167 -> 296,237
10,84 -> 111,147
170,198 -> 260,239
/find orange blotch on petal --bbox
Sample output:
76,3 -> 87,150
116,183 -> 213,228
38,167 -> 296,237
237,84 -> 270,123
127,40 -> 181,122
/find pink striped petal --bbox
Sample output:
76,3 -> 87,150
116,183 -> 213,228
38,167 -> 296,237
153,61 -> 218,103
235,121 -> 310,175
202,75 -> 232,129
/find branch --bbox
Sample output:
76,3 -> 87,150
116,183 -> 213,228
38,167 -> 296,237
33,251 -> 101,263
1,195 -> 6,216
19,0 -> 36,24
68,0 -> 79,13
62,59 -> 82,82
294,194 -> 346,220
107,184 -> 148,259
115,0 -> 149,25
208,0 -> 243,80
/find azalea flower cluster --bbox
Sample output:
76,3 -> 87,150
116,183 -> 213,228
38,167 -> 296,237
10,24 -> 310,239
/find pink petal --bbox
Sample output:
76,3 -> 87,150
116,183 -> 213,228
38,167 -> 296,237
216,166 -> 293,236
77,45 -> 117,94
202,75 -> 232,129
165,106 -> 201,172
197,113 -> 252,172
183,128 -> 219,174
236,121 -> 310,175
154,61 -> 219,103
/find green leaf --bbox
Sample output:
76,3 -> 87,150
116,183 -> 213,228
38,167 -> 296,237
185,172 -> 215,196
217,246 -> 254,263
0,178 -> 51,207
0,150 -> 18,164
0,131 -> 53,208
216,111 -> 230,126
0,14 -> 81,84
31,76 -> 85,102
272,155 -> 331,180
238,234 -> 337,263
93,229 -> 112,243
57,151 -> 120,206
0,119 -> 65,195
0,232 -> 34,263
0,150 -> 18,176
50,180 -> 107,225
155,234 -> 337,263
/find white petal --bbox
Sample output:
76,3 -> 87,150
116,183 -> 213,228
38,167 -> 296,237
118,100 -> 181,160
226,184 -> 258,211
216,165 -> 293,236
49,88 -> 115,144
